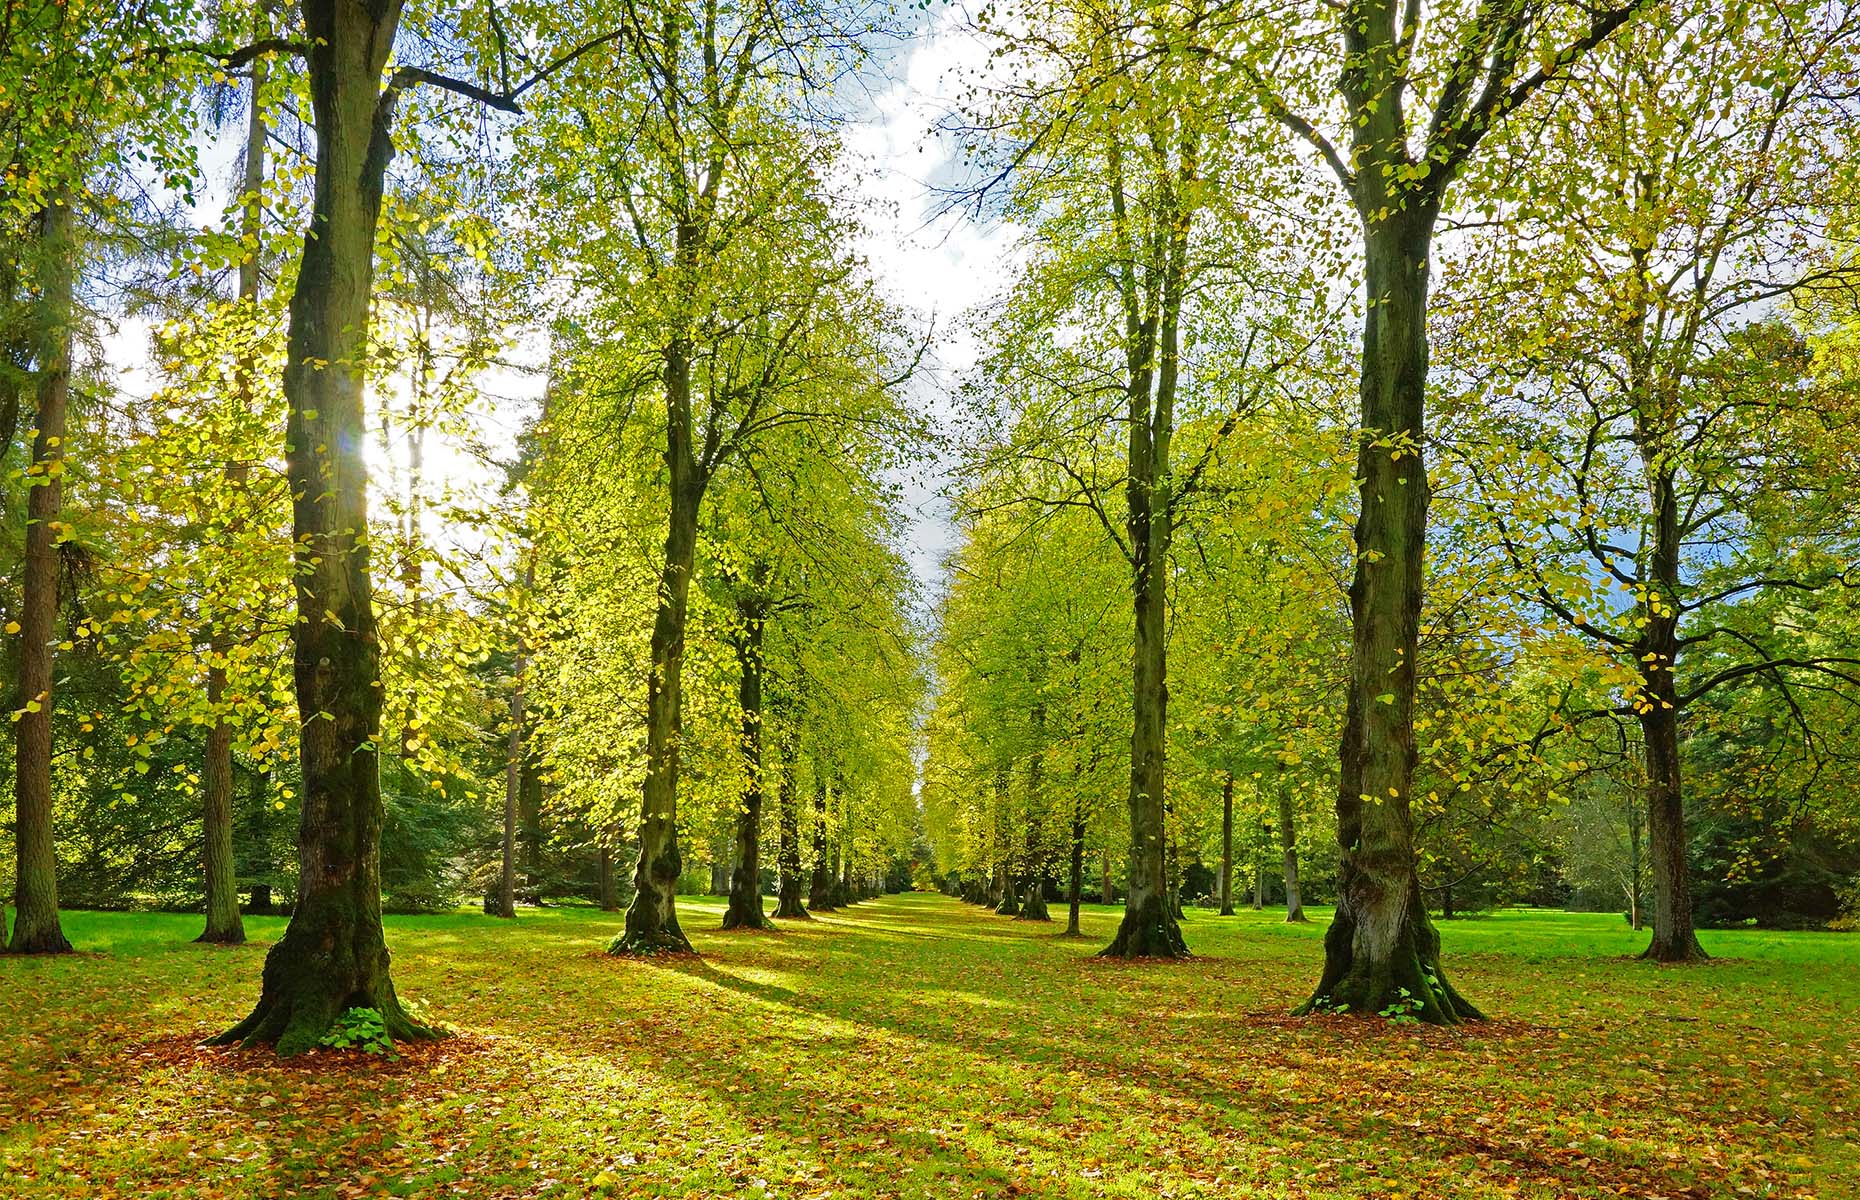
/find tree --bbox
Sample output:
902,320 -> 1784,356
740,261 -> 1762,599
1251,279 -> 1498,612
1229,0 -> 1647,1022
516,0 -> 903,954
1442,0 -> 1860,960
2,2 -> 198,953
208,0 -> 599,1051
950,0 -> 1315,957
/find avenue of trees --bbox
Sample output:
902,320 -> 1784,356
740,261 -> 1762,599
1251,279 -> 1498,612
1,0 -> 1856,1049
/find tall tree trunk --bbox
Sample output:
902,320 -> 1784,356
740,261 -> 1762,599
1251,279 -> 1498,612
1100,850 -> 1113,904
1636,461 -> 1706,963
8,196 -> 75,956
1218,772 -> 1234,916
1065,795 -> 1085,937
519,743 -> 543,890
773,721 -> 808,919
723,602 -> 772,930
1301,203 -> 1479,1024
1640,702 -> 1703,960
494,669 -> 523,920
1101,141 -> 1189,958
214,2 -> 435,1053
1166,832 -> 1185,921
1017,720 -> 1050,921
808,771 -> 836,911
1626,795 -> 1644,931
199,26 -> 273,948
597,826 -> 619,912
1278,769 -> 1306,922
611,337 -> 702,956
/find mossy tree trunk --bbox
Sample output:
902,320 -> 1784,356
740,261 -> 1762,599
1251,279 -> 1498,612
995,875 -> 1021,917
1299,200 -> 1479,1025
213,2 -> 440,1053
611,336 -> 703,956
1289,0 -> 1643,1025
8,196 -> 75,956
723,599 -> 773,931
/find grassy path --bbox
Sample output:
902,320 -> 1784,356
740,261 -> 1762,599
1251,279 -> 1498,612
2,894 -> 1855,1198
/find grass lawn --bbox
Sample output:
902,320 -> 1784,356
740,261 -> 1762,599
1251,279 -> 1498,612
2,895 -> 1856,1199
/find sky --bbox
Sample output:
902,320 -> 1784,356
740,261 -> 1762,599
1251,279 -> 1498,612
837,5 -> 1019,610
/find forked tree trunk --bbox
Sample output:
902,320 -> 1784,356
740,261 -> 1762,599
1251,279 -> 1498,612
1218,772 -> 1234,916
611,339 -> 702,956
8,196 -> 75,956
722,603 -> 772,931
215,1 -> 436,1052
1278,772 -> 1306,922
1101,159 -> 1188,958
1300,204 -> 1479,1025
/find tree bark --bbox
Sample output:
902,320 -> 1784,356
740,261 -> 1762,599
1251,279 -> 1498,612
1064,796 -> 1085,936
494,667 -> 523,920
1634,442 -> 1706,961
1100,135 -> 1189,959
1640,701 -> 1704,961
772,720 -> 808,919
1300,200 -> 1479,1024
213,1 -> 435,1052
722,602 -> 772,930
611,337 -> 702,956
1278,770 -> 1306,923
995,873 -> 1021,916
8,196 -> 75,956
1100,850 -> 1113,904
597,828 -> 619,911
519,744 -> 543,891
1218,771 -> 1234,916
1626,796 -> 1644,930
1016,723 -> 1050,921
808,771 -> 836,911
